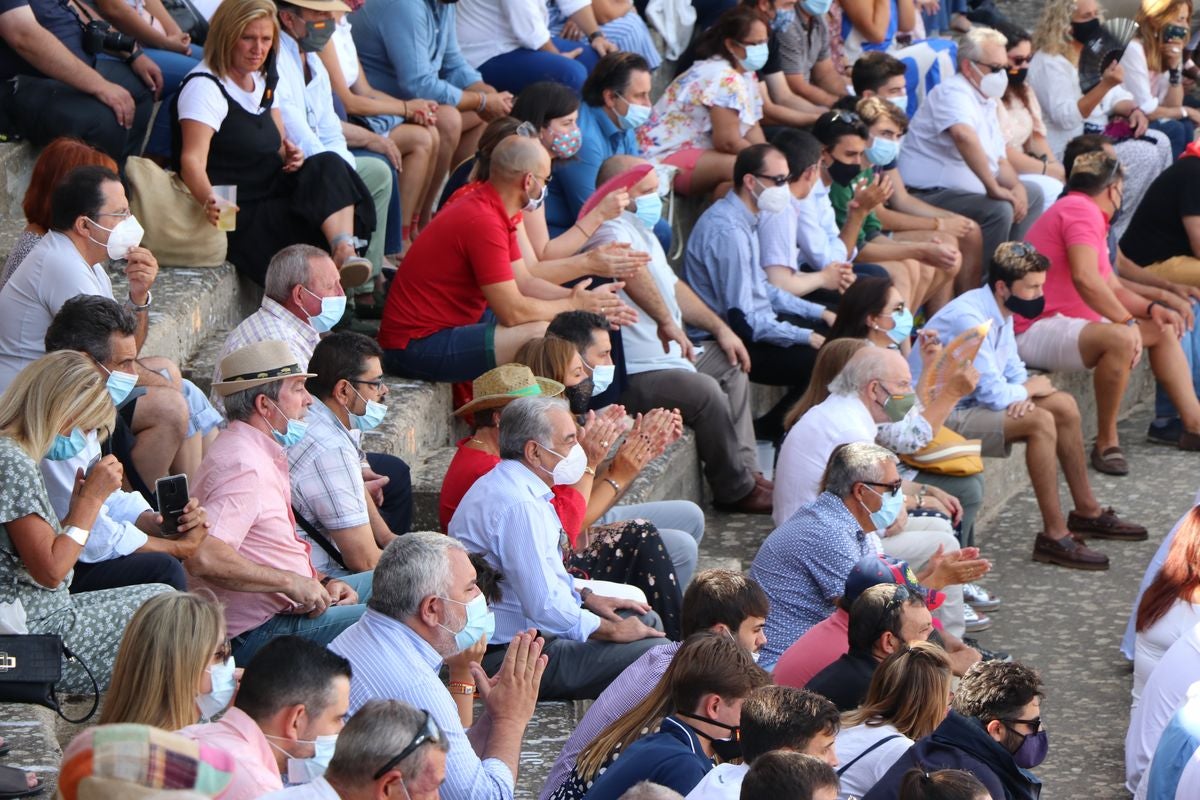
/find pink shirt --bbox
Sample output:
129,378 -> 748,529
191,420 -> 316,637
1017,192 -> 1113,334
180,707 -> 283,799
772,608 -> 850,689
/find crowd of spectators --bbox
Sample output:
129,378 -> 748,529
4,0 -> 1200,796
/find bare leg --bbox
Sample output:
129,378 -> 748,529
129,386 -> 190,486
171,432 -> 203,479
891,230 -> 961,313
1004,405 -> 1070,539
956,221 -> 985,294
388,123 -> 435,252
494,321 -> 551,363
424,106 -> 464,227
1077,321 -> 1137,452
1139,318 -> 1200,432
873,259 -> 920,309
678,151 -> 737,197
1034,391 -> 1101,517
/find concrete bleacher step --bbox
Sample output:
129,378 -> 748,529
0,142 -> 34,220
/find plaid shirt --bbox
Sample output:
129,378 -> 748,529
210,297 -> 320,412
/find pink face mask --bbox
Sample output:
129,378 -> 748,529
547,126 -> 582,159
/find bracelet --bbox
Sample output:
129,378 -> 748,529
605,478 -> 622,493
448,682 -> 476,696
918,484 -> 929,497
1041,160 -> 1047,175
573,222 -> 595,239
583,465 -> 596,476
126,291 -> 152,312
588,31 -> 604,42
1123,316 -> 1138,327
478,92 -> 487,113
63,525 -> 90,546
580,587 -> 593,602
1170,68 -> 1183,85
917,496 -> 925,509
401,100 -> 408,117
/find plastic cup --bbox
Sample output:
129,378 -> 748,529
213,184 -> 237,232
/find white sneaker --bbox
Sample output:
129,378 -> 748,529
963,582 -> 1002,610
963,604 -> 992,633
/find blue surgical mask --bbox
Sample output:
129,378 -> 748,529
439,593 -> 496,652
888,94 -> 909,114
347,385 -> 387,431
863,484 -> 904,530
739,43 -> 770,72
771,7 -> 796,31
618,95 -> 652,130
196,656 -> 237,722
583,356 -> 616,394
268,734 -> 338,785
635,192 -> 663,228
47,427 -> 87,461
301,286 -> 347,334
265,400 -> 309,447
98,363 -> 137,405
801,0 -> 833,15
887,308 -> 914,344
866,136 -> 901,167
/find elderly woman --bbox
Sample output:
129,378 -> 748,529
175,0 -> 374,287
0,351 -> 173,694
1028,0 -> 1172,242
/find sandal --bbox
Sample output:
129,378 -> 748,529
1090,444 -> 1129,476
0,764 -> 43,798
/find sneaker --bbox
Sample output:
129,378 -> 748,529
963,604 -> 992,633
1147,418 -> 1183,446
962,582 -> 1002,611
962,636 -> 1013,663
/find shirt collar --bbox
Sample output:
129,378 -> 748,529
817,491 -> 868,539
261,296 -> 318,338
723,191 -> 759,228
498,458 -> 555,501
586,102 -> 623,141
308,399 -> 356,444
478,181 -> 520,232
227,419 -> 287,462
976,286 -> 1009,332
362,608 -> 445,671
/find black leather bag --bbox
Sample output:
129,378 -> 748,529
0,634 -> 99,723
160,0 -> 209,45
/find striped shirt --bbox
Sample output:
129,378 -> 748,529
329,609 -> 515,800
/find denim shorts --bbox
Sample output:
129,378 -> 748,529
363,113 -> 405,135
382,323 -> 496,382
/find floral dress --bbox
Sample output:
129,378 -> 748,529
0,436 -> 170,693
637,56 -> 763,160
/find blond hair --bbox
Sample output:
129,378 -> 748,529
841,640 -> 953,741
0,350 -> 113,460
856,96 -> 909,133
1137,0 -> 1193,72
205,0 -> 280,81
100,592 -> 226,731
1032,0 -> 1085,61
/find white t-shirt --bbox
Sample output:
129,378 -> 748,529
1126,622 -> 1200,793
1134,600 -> 1200,705
177,64 -> 269,131
332,16 -> 360,88
685,762 -> 748,800
835,722 -> 913,800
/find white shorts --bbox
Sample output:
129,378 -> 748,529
1015,315 -> 1090,372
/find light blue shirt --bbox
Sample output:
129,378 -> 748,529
329,609 -> 515,800
449,459 -> 602,644
276,34 -> 355,167
683,192 -> 822,347
758,188 -> 854,274
911,286 -> 1030,411
548,103 -> 642,236
350,0 -> 482,106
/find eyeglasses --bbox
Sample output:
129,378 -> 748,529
515,121 -> 538,138
1009,55 -> 1031,66
94,210 -> 132,219
884,583 -> 913,612
531,172 -> 554,185
372,710 -> 444,780
754,173 -> 792,186
862,480 -> 903,497
973,60 -> 1007,74
349,377 -> 387,392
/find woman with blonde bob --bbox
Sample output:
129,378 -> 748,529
0,351 -> 172,694
100,591 -> 236,731
835,641 -> 954,799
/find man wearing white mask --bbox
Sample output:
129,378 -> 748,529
330,532 -> 547,800
900,26 -> 1046,267
450,396 -> 666,700
183,636 -> 352,798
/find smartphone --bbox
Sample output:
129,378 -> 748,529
83,453 -> 101,478
156,474 -> 189,538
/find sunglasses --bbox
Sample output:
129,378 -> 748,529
973,60 -> 1007,74
1009,55 -> 1031,67
373,710 -> 444,780
829,109 -> 862,124
754,173 -> 793,186
862,480 -> 903,498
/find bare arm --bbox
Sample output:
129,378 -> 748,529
326,521 -> 383,573
810,58 -> 847,101
178,120 -> 216,206
710,105 -> 754,154
840,0 -> 892,43
947,123 -> 1004,194
1185,216 -> 1200,258
1066,244 -> 1136,321
94,0 -> 176,50
590,0 -> 632,25
479,278 -> 574,326
0,7 -> 127,102
765,264 -> 837,297
185,535 -> 301,592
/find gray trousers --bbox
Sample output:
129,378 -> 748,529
916,471 -> 986,548
481,611 -> 665,701
911,179 -> 1046,278
620,348 -> 758,504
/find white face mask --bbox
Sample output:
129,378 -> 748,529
537,442 -> 588,485
582,356 -> 616,394
754,180 -> 791,214
195,656 -> 237,722
972,61 -> 1008,99
524,177 -> 548,212
268,733 -> 339,785
88,215 -> 145,260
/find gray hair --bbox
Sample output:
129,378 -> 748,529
958,25 -> 1008,64
222,380 -> 282,423
498,396 -> 568,460
324,700 -> 449,789
828,347 -> 896,397
369,532 -> 465,621
618,783 -> 685,800
264,244 -> 325,303
822,442 -> 898,497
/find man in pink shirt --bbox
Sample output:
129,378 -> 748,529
185,340 -> 374,661
1020,152 -> 1200,472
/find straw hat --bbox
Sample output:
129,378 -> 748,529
453,364 -> 564,417
212,340 -> 316,397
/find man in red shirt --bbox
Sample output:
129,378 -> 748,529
379,136 -> 626,382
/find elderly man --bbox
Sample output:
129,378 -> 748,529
916,240 -> 1146,570
379,136 -> 625,383
186,340 -> 373,661
329,532 -> 545,800
261,699 -> 449,800
900,26 -> 1045,268
589,155 -> 770,515
450,395 -> 666,700
214,244 -> 412,535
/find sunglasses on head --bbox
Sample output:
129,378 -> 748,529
372,710 -> 443,780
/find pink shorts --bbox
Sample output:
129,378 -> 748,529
661,148 -> 707,194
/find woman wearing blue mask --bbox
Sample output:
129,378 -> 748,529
829,276 -> 915,354
0,351 -> 174,698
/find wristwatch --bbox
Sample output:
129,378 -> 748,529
126,290 -> 152,312
63,526 -> 90,546
588,30 -> 604,42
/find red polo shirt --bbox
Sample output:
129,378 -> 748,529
379,182 -> 522,349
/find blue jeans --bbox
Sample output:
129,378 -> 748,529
231,570 -> 373,663
598,500 -> 705,588
143,46 -> 203,157
382,322 -> 496,382
1149,117 -> 1195,160
478,37 -> 598,95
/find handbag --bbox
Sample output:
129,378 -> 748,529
125,156 -> 228,268
0,634 -> 100,723
899,426 -> 984,477
159,0 -> 208,45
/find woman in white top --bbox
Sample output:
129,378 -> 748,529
1120,0 -> 1198,158
997,22 -> 1066,204
1133,505 -> 1200,705
835,640 -> 954,800
1028,0 -> 1172,242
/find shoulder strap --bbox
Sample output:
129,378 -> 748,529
54,644 -> 99,724
292,506 -> 348,570
836,733 -> 904,777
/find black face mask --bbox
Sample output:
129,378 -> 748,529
827,157 -> 862,187
1164,23 -> 1190,42
1003,290 -> 1045,319
564,378 -> 594,416
1008,67 -> 1028,86
1070,18 -> 1102,44
676,713 -> 743,762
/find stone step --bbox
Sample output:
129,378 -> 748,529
0,142 -> 35,221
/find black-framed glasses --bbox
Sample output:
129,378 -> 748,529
373,710 -> 444,780
349,377 -> 387,392
1002,716 -> 1042,731
862,480 -> 903,497
973,60 -> 1006,74
753,173 -> 792,186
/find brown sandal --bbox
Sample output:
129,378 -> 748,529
1090,445 -> 1129,476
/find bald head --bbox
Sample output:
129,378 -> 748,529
829,346 -> 911,398
597,155 -> 645,186
491,137 -> 551,185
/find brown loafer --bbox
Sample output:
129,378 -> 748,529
1181,431 -> 1200,451
1090,445 -> 1129,476
1067,507 -> 1148,541
715,483 -> 773,515
1032,533 -> 1109,570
